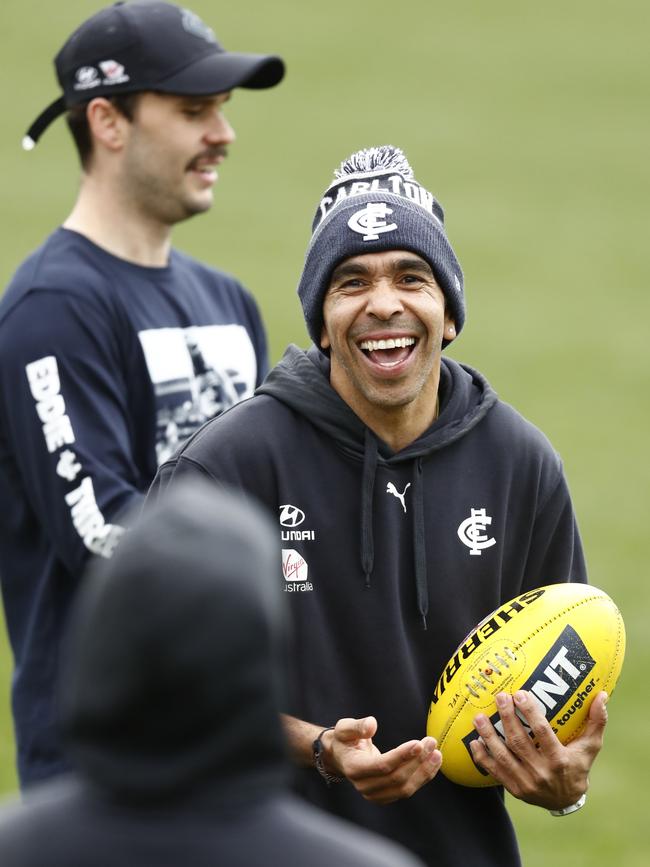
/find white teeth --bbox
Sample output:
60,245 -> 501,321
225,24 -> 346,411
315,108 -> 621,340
359,337 -> 415,352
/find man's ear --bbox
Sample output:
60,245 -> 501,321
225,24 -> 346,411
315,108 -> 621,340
86,98 -> 131,153
444,314 -> 456,344
320,323 -> 331,350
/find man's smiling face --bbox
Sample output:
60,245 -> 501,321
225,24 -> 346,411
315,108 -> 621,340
320,250 -> 455,422
118,91 -> 235,226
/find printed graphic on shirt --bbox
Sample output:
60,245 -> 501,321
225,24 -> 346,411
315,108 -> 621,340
279,504 -> 316,541
282,548 -> 313,592
25,355 -> 125,558
279,504 -> 305,527
138,325 -> 256,464
457,507 -> 496,555
386,482 -> 411,513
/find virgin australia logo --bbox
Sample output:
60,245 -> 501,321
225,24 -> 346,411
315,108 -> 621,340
348,203 -> 397,241
98,59 -> 129,85
457,508 -> 496,556
282,549 -> 313,592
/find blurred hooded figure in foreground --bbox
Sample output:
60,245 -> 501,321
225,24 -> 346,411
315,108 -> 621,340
0,480 -> 423,867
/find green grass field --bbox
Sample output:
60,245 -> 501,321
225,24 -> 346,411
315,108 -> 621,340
1,1 -> 649,863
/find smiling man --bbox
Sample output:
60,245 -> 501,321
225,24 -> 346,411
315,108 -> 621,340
147,145 -> 608,867
322,250 -> 453,451
0,1 -> 284,788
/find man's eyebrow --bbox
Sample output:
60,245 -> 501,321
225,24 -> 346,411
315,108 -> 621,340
179,92 -> 232,105
394,257 -> 434,276
329,262 -> 371,283
329,256 -> 435,285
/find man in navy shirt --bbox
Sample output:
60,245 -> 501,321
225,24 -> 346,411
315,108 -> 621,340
0,1 -> 284,787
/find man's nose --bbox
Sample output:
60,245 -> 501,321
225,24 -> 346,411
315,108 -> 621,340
365,281 -> 404,319
205,110 -> 236,145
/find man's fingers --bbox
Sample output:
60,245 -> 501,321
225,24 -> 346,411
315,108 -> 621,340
469,735 -> 496,779
509,691 -> 559,754
570,691 -> 608,754
345,735 -> 430,780
381,736 -> 439,771
334,716 -> 377,743
588,691 -> 609,727
330,719 -> 442,803
357,738 -> 442,802
471,688 -> 610,807
472,713 -> 517,772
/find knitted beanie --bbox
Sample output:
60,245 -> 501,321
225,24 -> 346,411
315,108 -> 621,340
296,145 -> 465,349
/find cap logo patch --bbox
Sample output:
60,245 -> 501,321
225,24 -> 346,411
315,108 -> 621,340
74,66 -> 101,91
181,8 -> 217,44
348,203 -> 398,241
98,60 -> 129,86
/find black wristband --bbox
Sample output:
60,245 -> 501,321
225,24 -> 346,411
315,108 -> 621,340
312,726 -> 344,785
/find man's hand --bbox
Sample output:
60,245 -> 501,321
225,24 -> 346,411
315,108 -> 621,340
469,689 -> 608,810
324,716 -> 442,805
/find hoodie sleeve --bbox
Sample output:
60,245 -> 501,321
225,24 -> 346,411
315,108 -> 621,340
145,396 -> 283,520
522,466 -> 588,589
0,289 -> 146,575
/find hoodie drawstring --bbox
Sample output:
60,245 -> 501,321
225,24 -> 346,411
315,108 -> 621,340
360,428 -> 378,588
360,434 -> 429,629
412,458 -> 428,630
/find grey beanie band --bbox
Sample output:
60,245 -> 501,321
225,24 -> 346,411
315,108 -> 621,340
296,146 -> 465,350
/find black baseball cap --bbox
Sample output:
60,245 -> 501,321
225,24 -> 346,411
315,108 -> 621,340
23,1 -> 285,150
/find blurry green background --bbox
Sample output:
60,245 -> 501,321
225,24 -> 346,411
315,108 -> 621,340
1,0 -> 648,863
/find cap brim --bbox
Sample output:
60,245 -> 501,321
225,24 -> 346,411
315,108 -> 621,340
22,52 -> 284,149
155,51 -> 285,95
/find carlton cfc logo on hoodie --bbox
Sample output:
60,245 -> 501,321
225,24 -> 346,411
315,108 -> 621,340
457,507 -> 496,555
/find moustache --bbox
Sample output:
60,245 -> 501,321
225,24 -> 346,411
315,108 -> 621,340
351,320 -> 424,342
186,146 -> 229,171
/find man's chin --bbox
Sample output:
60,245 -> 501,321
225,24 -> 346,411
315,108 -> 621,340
177,195 -> 214,221
357,383 -> 423,411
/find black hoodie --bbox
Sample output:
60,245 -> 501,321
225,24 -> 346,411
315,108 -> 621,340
147,346 -> 588,867
0,480 -> 423,867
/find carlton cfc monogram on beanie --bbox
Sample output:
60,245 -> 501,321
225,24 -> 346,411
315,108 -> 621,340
296,145 -> 465,350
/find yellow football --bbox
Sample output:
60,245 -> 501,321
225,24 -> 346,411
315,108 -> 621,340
426,583 -> 625,787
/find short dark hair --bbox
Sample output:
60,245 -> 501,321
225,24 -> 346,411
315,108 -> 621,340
65,93 -> 141,169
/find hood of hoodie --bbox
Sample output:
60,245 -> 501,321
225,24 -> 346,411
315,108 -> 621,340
58,480 -> 289,804
257,345 -> 498,627
257,344 -> 497,462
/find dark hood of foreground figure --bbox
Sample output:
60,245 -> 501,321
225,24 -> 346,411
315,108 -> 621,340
59,480 -> 289,802
0,482 -> 424,867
